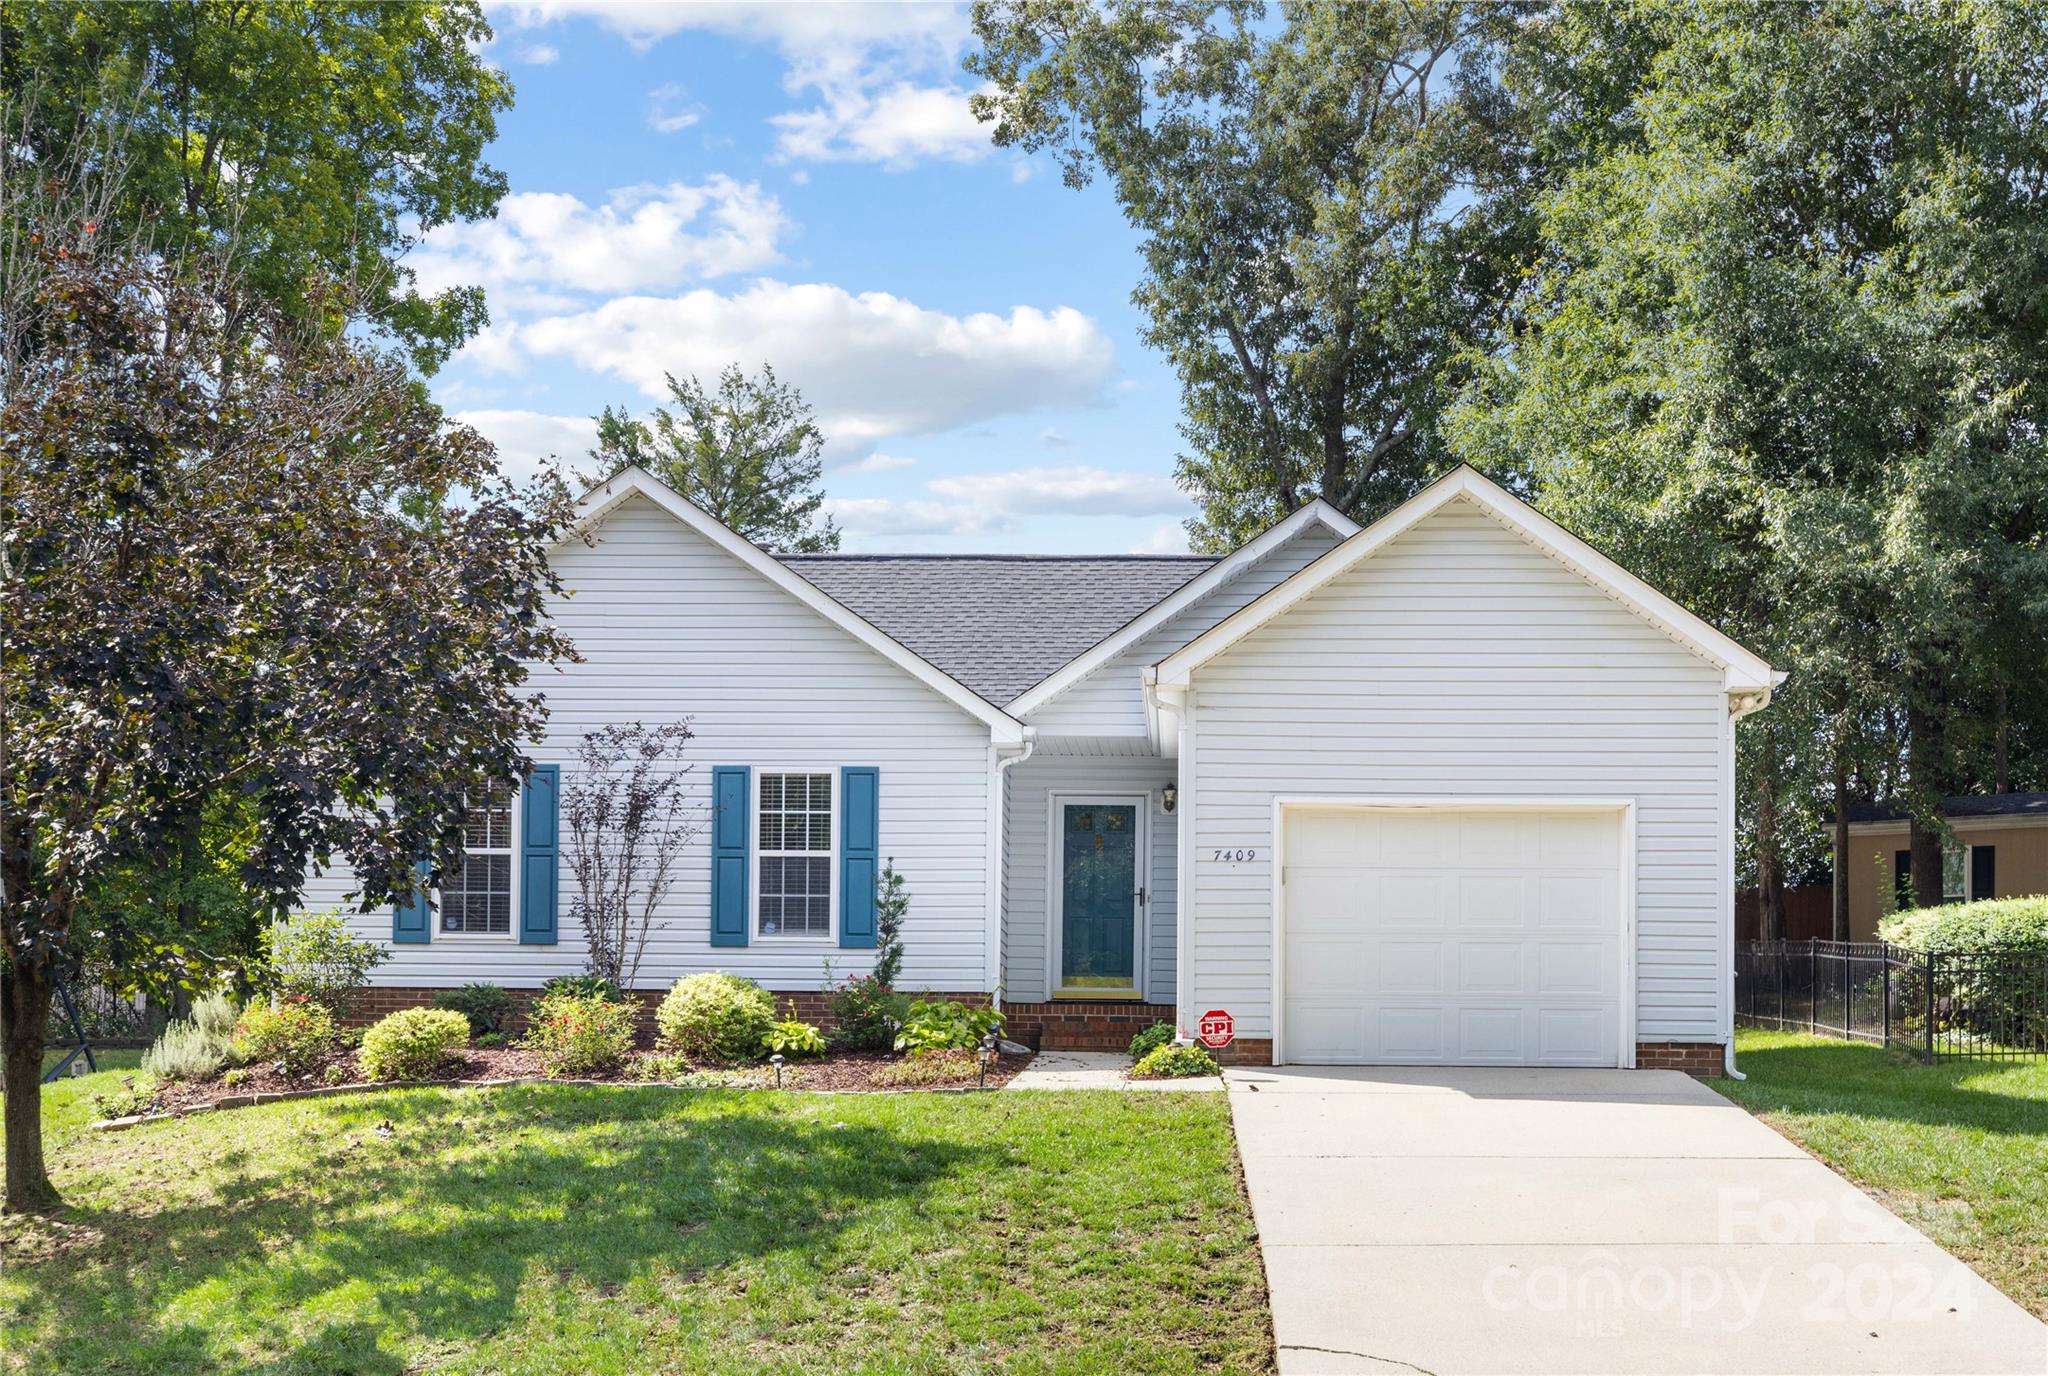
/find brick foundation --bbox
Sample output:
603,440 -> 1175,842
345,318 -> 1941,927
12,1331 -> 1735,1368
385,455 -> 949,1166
1000,1000 -> 1176,1051
352,985 -> 1026,1041
1634,1041 -> 1726,1077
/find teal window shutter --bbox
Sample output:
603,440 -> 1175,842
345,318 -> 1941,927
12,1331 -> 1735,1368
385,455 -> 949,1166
840,767 -> 878,949
392,858 -> 432,944
520,764 -> 560,945
711,766 -> 750,946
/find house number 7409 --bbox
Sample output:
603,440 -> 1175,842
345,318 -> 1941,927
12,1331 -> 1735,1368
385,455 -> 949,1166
1212,848 -> 1260,863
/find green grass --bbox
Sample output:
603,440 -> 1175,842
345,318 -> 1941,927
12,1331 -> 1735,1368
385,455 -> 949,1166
1717,1029 -> 2048,1318
2,1065 -> 1270,1375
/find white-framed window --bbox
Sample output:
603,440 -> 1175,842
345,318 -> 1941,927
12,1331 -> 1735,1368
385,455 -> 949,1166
441,786 -> 516,936
756,770 -> 834,939
1942,838 -> 1970,903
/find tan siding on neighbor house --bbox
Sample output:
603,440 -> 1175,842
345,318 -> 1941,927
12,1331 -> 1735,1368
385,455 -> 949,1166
1843,818 -> 2048,939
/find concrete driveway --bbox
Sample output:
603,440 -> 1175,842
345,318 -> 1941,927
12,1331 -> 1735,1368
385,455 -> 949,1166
1227,1066 -> 2047,1375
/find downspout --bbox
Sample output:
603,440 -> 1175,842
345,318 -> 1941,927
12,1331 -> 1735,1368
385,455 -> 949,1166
1722,677 -> 1781,1080
988,728 -> 1036,998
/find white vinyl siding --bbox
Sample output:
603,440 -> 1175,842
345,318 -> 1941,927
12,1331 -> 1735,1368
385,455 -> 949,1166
1183,496 -> 1730,1044
1002,752 -> 1179,1003
300,492 -> 993,991
1024,524 -> 1341,736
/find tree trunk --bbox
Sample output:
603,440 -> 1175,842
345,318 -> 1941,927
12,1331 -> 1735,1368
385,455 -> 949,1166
1831,749 -> 1852,942
0,962 -> 60,1212
1906,695 -> 1947,909
1754,761 -> 1785,942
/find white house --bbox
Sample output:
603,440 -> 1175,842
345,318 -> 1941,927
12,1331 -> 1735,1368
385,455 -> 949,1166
309,463 -> 1779,1071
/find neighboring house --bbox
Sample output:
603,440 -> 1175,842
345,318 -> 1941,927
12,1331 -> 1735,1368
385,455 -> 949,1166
1839,793 -> 2048,940
305,463 -> 1779,1071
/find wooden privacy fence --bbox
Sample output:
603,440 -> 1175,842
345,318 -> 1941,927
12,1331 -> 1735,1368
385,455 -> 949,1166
1735,939 -> 2048,1062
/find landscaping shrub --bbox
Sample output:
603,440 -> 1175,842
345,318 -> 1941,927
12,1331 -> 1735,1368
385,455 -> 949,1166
232,997 -> 341,1075
1131,1043 -> 1220,1079
1883,896 -> 2048,952
762,1012 -> 827,1058
656,972 -> 775,1062
522,992 -> 638,1076
869,1048 -> 980,1088
140,993 -> 239,1080
540,972 -> 628,1004
826,970 -> 906,1051
1128,1021 -> 1176,1061
893,998 -> 1002,1054
433,982 -> 516,1036
359,1007 -> 471,1081
260,909 -> 388,1018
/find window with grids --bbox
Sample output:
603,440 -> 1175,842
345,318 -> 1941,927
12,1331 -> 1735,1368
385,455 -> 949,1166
758,772 -> 833,937
442,788 -> 514,934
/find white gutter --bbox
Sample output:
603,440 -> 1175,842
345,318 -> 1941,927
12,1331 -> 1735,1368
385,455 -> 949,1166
1719,673 -> 1782,1080
986,728 -> 1037,993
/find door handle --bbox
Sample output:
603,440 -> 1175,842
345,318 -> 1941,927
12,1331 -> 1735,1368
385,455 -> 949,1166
1135,886 -> 1148,906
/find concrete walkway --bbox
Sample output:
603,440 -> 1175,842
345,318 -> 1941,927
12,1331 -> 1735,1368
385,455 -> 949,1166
1227,1065 -> 2047,1375
1004,1049 -> 1225,1091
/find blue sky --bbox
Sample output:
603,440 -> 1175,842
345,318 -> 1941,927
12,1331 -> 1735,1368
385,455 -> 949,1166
426,2 -> 1194,553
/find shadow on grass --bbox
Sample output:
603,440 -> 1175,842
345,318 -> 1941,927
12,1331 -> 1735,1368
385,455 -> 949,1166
7,1086 -> 994,1374
1727,1036 -> 2048,1136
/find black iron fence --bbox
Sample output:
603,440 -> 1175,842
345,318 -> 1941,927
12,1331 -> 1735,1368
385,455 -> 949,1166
1735,939 -> 2048,1062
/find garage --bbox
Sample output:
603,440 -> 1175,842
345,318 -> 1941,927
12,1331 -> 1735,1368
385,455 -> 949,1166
1278,803 -> 1630,1066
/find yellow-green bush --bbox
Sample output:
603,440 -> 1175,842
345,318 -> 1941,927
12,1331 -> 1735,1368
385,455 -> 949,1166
358,1007 -> 471,1081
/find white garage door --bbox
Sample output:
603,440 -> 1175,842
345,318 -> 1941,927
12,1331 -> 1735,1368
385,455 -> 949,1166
1281,806 -> 1625,1066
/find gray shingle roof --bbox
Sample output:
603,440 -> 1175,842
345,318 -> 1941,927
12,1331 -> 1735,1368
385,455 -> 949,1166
779,554 -> 1217,706
1843,792 -> 2048,824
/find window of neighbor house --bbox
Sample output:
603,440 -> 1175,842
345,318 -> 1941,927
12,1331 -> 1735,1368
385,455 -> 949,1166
442,786 -> 514,935
1942,837 -> 1969,903
758,771 -> 833,938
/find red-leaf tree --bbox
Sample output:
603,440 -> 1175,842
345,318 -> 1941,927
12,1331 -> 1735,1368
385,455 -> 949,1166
0,237 -> 577,1210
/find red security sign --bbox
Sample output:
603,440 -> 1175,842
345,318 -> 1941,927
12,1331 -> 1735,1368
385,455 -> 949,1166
1197,1009 -> 1234,1049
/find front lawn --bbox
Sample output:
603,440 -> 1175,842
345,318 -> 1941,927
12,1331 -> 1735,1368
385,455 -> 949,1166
1,1073 -> 1269,1374
1718,1029 -> 2048,1318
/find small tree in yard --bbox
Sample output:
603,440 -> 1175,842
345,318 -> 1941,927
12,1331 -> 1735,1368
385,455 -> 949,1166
0,239 -> 575,1211
874,859 -> 908,989
562,723 -> 699,991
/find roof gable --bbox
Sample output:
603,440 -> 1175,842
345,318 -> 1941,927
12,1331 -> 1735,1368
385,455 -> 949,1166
1151,467 -> 1778,701
568,469 -> 1026,744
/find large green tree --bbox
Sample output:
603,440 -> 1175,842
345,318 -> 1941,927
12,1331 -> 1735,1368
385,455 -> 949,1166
0,0 -> 511,372
1450,0 -> 2048,930
0,232 -> 575,1211
588,364 -> 841,554
969,0 -> 1532,548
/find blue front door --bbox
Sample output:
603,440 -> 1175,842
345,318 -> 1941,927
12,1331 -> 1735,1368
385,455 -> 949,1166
1060,802 -> 1139,991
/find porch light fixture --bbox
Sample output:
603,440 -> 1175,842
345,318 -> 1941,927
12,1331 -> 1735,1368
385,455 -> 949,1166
1161,785 -> 1178,814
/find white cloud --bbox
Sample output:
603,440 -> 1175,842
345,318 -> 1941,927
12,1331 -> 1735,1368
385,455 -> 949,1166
509,279 -> 1114,447
496,2 -> 992,169
1130,523 -> 1193,556
646,82 -> 703,134
518,42 -> 559,64
926,466 -> 1190,519
454,409 -> 598,483
823,496 -> 997,540
771,81 -> 991,168
836,452 -> 916,474
411,179 -> 785,309
1038,427 -> 1072,449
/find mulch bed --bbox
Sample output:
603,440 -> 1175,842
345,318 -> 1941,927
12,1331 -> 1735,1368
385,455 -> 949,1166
133,1045 -> 1033,1117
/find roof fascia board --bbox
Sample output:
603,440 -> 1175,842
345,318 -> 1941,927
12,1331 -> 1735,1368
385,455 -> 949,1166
565,469 -> 1025,744
1154,467 -> 1777,693
1007,498 -> 1361,719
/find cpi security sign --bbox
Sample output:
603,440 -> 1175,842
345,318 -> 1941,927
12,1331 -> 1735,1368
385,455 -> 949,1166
1197,1009 -> 1234,1050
